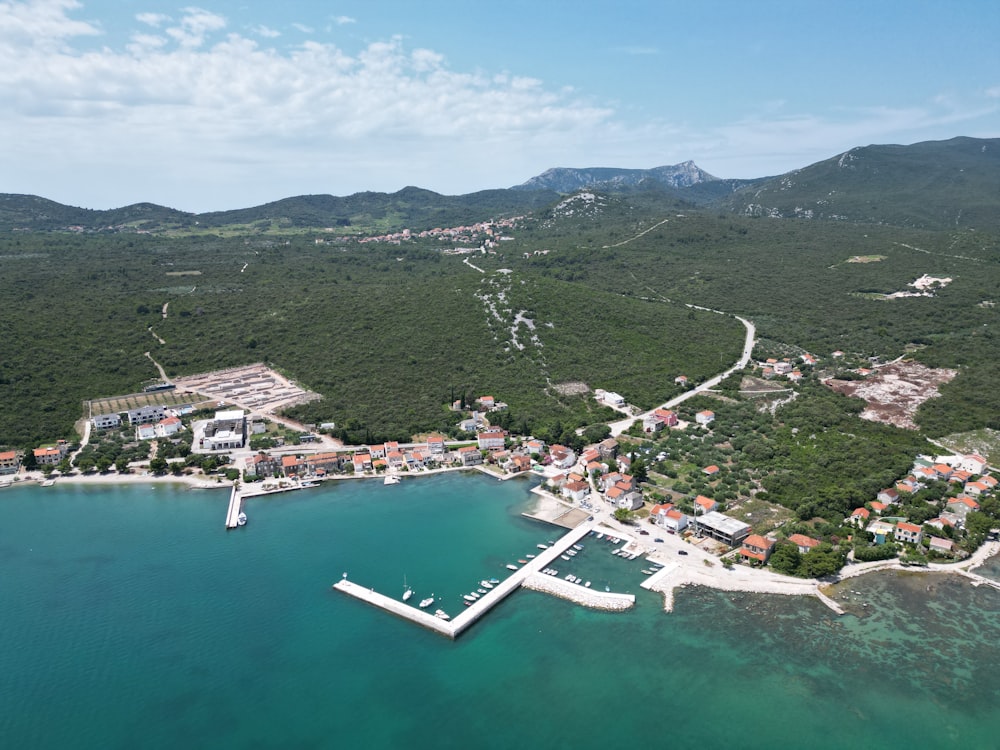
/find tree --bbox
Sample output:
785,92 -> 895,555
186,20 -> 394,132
583,423 -> 611,444
613,508 -> 635,524
768,542 -> 801,575
149,456 -> 168,475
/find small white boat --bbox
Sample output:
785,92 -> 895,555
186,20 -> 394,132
300,481 -> 318,488
480,580 -> 493,589
463,594 -> 477,602
237,512 -> 247,526
477,588 -> 487,594
525,554 -> 535,559
488,578 -> 500,584
419,596 -> 435,608
560,554 -> 571,561
384,474 -> 400,485
536,544 -> 548,550
596,533 -> 604,539
572,544 -> 584,551
434,609 -> 450,620
402,577 -> 413,601
40,479 -> 56,487
506,563 -> 518,571
585,581 -> 592,588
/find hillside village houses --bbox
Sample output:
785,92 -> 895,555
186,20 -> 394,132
0,449 -> 20,474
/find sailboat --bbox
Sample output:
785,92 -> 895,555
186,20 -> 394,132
402,576 -> 413,601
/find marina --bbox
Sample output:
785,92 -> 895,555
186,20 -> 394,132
334,521 -> 602,639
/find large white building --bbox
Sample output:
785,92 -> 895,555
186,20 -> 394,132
202,409 -> 247,450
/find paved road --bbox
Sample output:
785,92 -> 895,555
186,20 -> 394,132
608,309 -> 756,437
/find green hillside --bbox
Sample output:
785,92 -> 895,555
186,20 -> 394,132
726,136 -> 1000,230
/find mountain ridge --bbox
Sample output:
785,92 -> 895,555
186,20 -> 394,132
3,136 -> 999,232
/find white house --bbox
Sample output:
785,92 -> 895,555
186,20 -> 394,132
695,410 -> 715,426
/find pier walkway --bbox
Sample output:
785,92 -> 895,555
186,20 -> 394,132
224,484 -> 243,529
334,520 -> 599,639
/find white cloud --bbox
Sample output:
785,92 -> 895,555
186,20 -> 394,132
331,15 -> 355,25
291,22 -> 313,33
0,0 -> 99,47
164,6 -> 226,48
252,24 -> 279,39
135,12 -> 169,27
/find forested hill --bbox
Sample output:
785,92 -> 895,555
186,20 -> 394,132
0,187 -> 559,233
5,136 -> 1000,233
725,136 -> 1000,231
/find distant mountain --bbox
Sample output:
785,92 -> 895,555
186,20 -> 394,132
0,187 -> 558,233
512,161 -> 718,193
724,136 -> 1000,231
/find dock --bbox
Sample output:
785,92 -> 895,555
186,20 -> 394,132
224,484 -> 243,529
334,521 -> 602,639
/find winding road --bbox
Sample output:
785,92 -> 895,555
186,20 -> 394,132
607,309 -> 756,437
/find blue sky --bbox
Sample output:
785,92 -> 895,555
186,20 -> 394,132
2,0 -> 998,211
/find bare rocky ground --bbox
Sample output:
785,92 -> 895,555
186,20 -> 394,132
825,360 -> 957,430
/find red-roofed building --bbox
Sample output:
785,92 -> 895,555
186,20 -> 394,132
787,533 -> 821,554
877,488 -> 899,504
894,521 -> 923,545
477,430 -> 506,451
352,453 -> 372,472
702,465 -> 720,476
740,535 -> 775,564
695,410 -> 715,426
946,495 -> 980,516
0,450 -> 19,474
961,454 -> 988,474
849,507 -> 870,525
457,446 -> 482,466
694,495 -> 718,514
426,436 -> 446,455
562,480 -> 590,503
870,501 -> 887,514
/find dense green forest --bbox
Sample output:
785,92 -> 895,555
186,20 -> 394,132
1,171 -> 998,450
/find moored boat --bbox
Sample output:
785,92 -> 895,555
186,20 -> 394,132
480,580 -> 493,589
419,596 -> 435,608
506,563 -> 518,570
463,593 -> 476,602
237,511 -> 247,526
536,544 -> 548,550
434,609 -> 450,620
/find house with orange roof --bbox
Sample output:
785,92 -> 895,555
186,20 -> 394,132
0,449 -> 19,474
562,480 -> 590,503
740,535 -> 775,564
477,429 -> 506,451
477,395 -> 495,410
894,521 -> 923,545
695,410 -> 715,426
674,375 -> 688,386
307,452 -> 344,474
964,481 -> 989,496
651,504 -> 689,533
281,455 -> 303,476
135,424 -> 157,441
877,488 -> 899,504
386,450 -> 405,468
368,443 -> 387,460
948,469 -> 972,484
849,507 -> 870,526
580,448 -> 600,464
932,464 -> 953,480
702,465 -> 720,476
586,460 -> 605,476
426,436 -> 446,455
870,501 -> 887,514
653,408 -> 679,427
457,446 -> 482,466
787,533 -> 821,554
694,495 -> 718,514
979,475 -> 998,489
946,495 -> 980,516
352,453 -> 372,473
926,517 -> 954,531
960,454 -> 988,474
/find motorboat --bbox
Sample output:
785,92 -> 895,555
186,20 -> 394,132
434,609 -> 450,620
419,596 -> 435,608
536,544 -> 548,550
384,474 -> 400,485
402,577 -> 413,601
463,594 -> 477,602
480,580 -> 493,589
237,512 -> 247,526
506,563 -> 518,570
488,578 -> 500,584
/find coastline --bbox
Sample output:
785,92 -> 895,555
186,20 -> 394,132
11,466 -> 1000,614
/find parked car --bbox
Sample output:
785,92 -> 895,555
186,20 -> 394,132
654,538 -> 664,543
678,550 -> 688,556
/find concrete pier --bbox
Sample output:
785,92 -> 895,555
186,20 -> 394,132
224,484 -> 243,529
334,521 -> 609,639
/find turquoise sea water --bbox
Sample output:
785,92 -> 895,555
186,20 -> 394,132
2,473 -> 1000,749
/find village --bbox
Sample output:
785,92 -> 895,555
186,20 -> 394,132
5,348 -> 997,585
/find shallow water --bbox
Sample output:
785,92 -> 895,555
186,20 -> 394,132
2,475 -> 999,748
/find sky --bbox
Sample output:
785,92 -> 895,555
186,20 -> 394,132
1,0 -> 998,212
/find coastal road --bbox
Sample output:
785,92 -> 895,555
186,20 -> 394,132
608,310 -> 756,437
